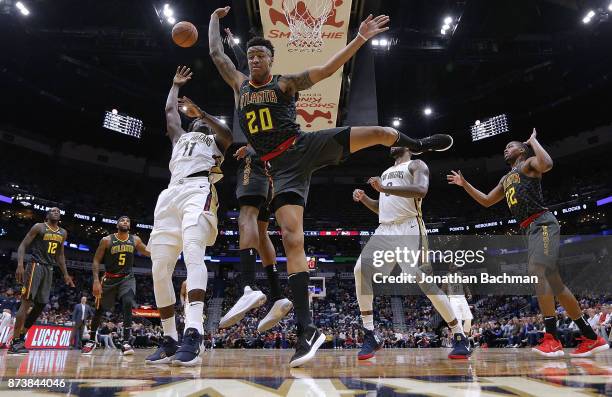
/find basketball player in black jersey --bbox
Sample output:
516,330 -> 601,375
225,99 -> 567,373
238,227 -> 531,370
9,207 -> 75,354
81,216 -> 150,355
215,27 -> 292,332
447,129 -> 608,358
210,6 -> 454,367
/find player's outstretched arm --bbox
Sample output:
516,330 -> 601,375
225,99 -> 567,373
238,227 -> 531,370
16,223 -> 43,283
92,237 -> 109,298
166,66 -> 192,144
209,7 -> 247,94
524,128 -> 553,174
371,160 -> 429,198
279,14 -> 389,95
134,236 -> 151,258
353,188 -> 379,214
178,96 -> 233,152
447,171 -> 504,208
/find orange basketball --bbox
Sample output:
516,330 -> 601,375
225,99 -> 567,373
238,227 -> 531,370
172,21 -> 198,48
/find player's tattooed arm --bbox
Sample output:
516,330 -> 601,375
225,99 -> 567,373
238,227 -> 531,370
166,66 -> 192,145
447,171 -> 505,208
16,223 -> 43,283
209,7 -> 247,95
353,189 -> 379,214
278,71 -> 315,96
134,236 -> 151,258
92,237 -> 109,298
374,160 -> 430,198
279,14 -> 390,94
58,230 -> 75,287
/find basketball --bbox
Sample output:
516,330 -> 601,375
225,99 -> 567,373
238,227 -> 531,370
172,21 -> 198,48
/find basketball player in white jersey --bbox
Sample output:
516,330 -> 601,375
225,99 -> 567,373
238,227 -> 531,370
145,66 -> 232,367
443,264 -> 473,335
352,147 -> 471,360
0,309 -> 13,347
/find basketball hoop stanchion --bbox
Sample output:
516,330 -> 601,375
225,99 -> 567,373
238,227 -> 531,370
282,0 -> 333,51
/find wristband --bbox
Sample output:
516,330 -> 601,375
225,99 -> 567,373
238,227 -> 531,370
357,32 -> 368,41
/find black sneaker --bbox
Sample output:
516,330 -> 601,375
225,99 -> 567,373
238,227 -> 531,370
172,328 -> 202,367
412,134 -> 454,154
289,324 -> 326,368
448,333 -> 472,359
8,337 -> 28,355
358,329 -> 382,360
145,336 -> 178,364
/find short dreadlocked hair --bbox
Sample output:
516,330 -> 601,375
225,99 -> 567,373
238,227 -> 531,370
247,36 -> 275,57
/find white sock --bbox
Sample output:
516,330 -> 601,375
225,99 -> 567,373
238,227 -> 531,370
450,322 -> 464,335
185,301 -> 204,334
161,316 -> 178,341
361,314 -> 374,331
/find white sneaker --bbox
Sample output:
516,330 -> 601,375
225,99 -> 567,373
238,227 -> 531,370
219,286 -> 267,328
257,298 -> 293,333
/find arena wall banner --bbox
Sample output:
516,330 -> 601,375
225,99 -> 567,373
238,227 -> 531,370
259,0 -> 353,131
24,325 -> 73,349
132,308 -> 160,318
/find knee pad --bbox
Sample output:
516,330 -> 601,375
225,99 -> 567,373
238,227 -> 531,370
24,302 -> 45,329
183,239 -> 208,292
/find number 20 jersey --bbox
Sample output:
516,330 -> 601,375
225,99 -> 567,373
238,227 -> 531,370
236,75 -> 301,157
169,132 -> 224,185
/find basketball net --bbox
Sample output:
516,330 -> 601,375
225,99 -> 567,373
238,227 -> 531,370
282,0 -> 333,50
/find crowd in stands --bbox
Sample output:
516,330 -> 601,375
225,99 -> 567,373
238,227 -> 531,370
1,258 -> 610,351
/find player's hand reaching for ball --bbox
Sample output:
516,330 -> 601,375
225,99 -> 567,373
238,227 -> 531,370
234,146 -> 249,160
353,189 -> 365,202
446,170 -> 465,187
358,14 -> 390,41
212,6 -> 230,19
64,274 -> 75,288
178,96 -> 204,118
173,66 -> 193,87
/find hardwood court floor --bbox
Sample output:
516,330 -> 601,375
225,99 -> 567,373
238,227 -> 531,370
0,347 -> 611,396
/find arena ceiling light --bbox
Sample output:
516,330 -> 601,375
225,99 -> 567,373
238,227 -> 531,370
103,110 -> 144,139
15,1 -> 29,16
470,114 -> 509,141
582,10 -> 596,24
392,118 -> 401,127
371,37 -> 395,51
441,16 -> 457,36
154,3 -> 176,25
609,3 -> 612,11
233,37 -> 240,44
423,107 -> 433,116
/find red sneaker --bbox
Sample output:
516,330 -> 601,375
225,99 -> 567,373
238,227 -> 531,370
532,333 -> 564,358
570,336 -> 610,358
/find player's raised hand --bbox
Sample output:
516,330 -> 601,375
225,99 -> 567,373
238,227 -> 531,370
368,176 -> 383,192
358,14 -> 390,40
178,96 -> 204,118
353,189 -> 365,202
64,274 -> 75,288
446,170 -> 465,187
173,66 -> 193,87
212,6 -> 230,19
525,128 -> 537,145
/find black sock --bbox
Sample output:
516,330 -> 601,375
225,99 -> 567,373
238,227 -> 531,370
393,130 -> 421,151
574,315 -> 597,340
544,316 -> 557,338
240,248 -> 257,290
264,264 -> 283,302
288,271 -> 312,327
